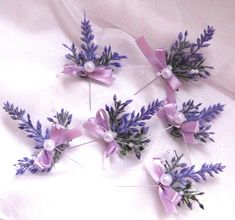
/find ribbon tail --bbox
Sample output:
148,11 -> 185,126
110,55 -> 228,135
181,132 -> 197,144
165,83 -> 176,104
136,36 -> 163,70
167,74 -> 181,91
105,142 -> 118,156
88,68 -> 114,85
102,151 -> 111,170
96,109 -> 109,130
181,121 -> 199,144
159,187 -> 181,215
83,119 -> 106,138
102,142 -> 119,170
154,49 -> 167,67
64,127 -> 81,142
50,124 -> 81,146
144,158 -> 164,183
62,64 -> 83,76
34,150 -> 55,169
156,108 -> 168,122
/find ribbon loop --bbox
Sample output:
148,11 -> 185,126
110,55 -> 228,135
34,124 -> 81,169
84,109 -> 119,156
145,158 -> 181,214
157,104 -> 199,144
136,36 -> 181,103
62,64 -> 114,85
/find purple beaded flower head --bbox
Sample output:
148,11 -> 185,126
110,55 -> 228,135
83,95 -> 163,160
157,100 -> 224,144
3,102 -> 81,175
145,150 -> 225,214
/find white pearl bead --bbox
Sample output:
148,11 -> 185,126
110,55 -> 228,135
160,174 -> 172,186
179,191 -> 184,196
161,67 -> 172,79
43,139 -> 56,151
103,130 -> 116,142
173,112 -> 186,125
84,61 -> 96,73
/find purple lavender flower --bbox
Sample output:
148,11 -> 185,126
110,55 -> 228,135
105,95 -> 163,158
3,103 -> 76,175
164,151 -> 225,210
3,102 -> 49,149
166,26 -> 215,81
63,15 -> 127,69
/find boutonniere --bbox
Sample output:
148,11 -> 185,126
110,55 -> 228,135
145,151 -> 225,214
3,102 -> 81,175
135,26 -> 215,102
83,95 -> 163,161
157,100 -> 224,144
62,15 -> 127,110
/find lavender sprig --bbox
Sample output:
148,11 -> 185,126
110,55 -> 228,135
96,46 -> 127,67
164,151 -> 225,209
3,102 -> 48,149
172,162 -> 225,185
3,103 -> 74,175
199,103 -> 224,122
63,15 -> 127,69
80,16 -> 97,61
105,95 -> 163,158
14,157 -> 38,175
167,26 -> 215,80
170,100 -> 224,143
47,108 -> 72,128
47,109 -> 73,161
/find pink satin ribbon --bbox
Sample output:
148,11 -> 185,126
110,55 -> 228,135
145,158 -> 182,215
62,64 -> 114,85
34,124 -> 81,169
136,36 -> 181,103
83,109 -> 119,157
157,103 -> 199,144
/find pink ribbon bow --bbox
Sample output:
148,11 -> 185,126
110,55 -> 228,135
136,36 -> 181,103
145,158 -> 182,215
83,109 -> 119,157
34,124 -> 81,169
62,63 -> 114,86
157,103 -> 199,144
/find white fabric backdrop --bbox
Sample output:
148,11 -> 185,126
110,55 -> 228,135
0,0 -> 235,219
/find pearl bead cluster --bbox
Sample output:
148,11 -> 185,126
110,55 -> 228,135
190,69 -> 199,74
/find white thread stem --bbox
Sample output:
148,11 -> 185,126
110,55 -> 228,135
115,184 -> 159,188
88,78 -> 92,111
55,147 -> 85,168
69,139 -> 97,149
134,76 -> 159,95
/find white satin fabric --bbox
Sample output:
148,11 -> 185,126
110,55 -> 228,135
0,1 -> 234,220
